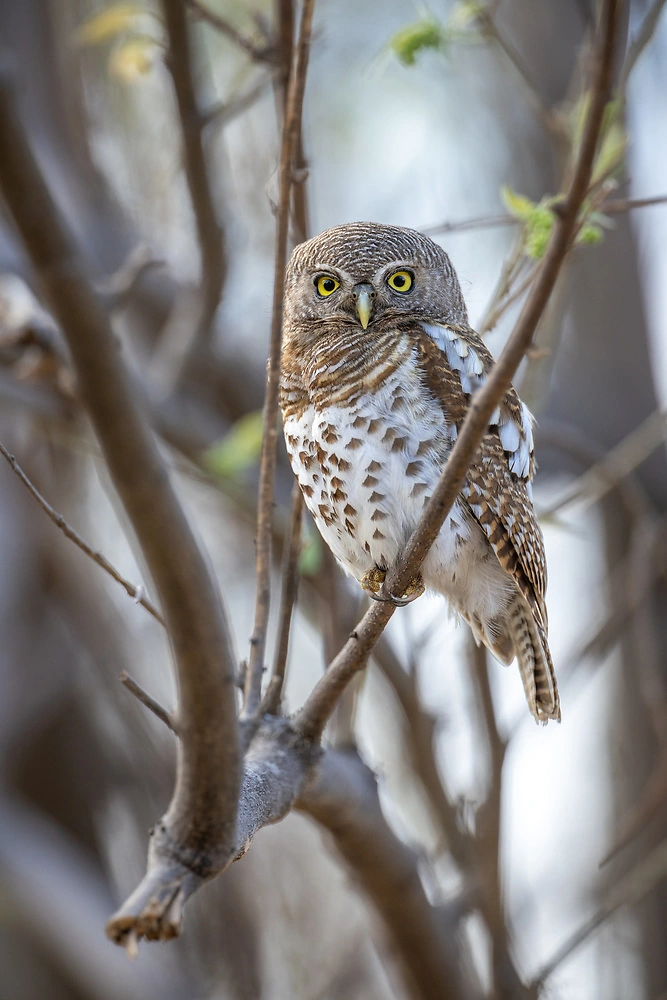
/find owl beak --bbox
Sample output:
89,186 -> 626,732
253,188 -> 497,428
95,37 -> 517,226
354,285 -> 374,330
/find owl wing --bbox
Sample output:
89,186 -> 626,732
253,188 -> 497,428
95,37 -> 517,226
416,322 -> 547,622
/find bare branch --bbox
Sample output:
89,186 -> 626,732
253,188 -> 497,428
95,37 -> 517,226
295,0 -> 621,741
261,483 -> 303,716
0,439 -> 165,626
0,64 -> 241,943
243,0 -> 315,724
541,408 -> 667,519
533,839 -> 667,988
479,9 -> 565,141
618,0 -> 667,93
162,0 -> 227,352
423,194 -> 667,239
187,0 -> 277,63
203,71 -> 276,129
96,244 -> 166,312
297,749 -> 463,1000
119,671 -> 177,734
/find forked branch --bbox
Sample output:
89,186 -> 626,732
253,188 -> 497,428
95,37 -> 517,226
0,61 -> 240,947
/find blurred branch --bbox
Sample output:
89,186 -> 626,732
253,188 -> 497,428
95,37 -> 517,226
162,0 -> 227,352
187,0 -> 277,63
478,8 -> 565,141
295,0 -> 621,742
261,483 -> 303,715
618,0 -> 667,94
297,749 -> 463,1000
0,439 -> 165,626
96,244 -> 166,312
541,408 -> 667,518
119,670 -> 177,734
423,193 -> 667,237
203,70 -> 276,128
0,796 -> 189,1000
0,65 -> 241,946
532,838 -> 667,989
242,0 -> 315,726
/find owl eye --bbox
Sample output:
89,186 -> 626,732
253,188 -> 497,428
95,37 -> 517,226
387,270 -> 413,292
315,275 -> 340,297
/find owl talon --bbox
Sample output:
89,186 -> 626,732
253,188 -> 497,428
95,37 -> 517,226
361,569 -> 424,607
360,567 -> 387,597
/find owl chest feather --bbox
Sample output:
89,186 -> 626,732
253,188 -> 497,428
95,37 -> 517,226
283,336 -> 469,581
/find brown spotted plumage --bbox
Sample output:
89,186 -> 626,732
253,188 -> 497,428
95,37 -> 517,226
280,222 -> 559,723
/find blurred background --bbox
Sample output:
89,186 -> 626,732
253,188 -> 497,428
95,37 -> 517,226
1,1 -> 666,997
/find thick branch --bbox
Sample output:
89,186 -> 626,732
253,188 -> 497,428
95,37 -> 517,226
297,749 -> 463,1000
295,0 -> 621,741
243,0 -> 315,722
0,66 -> 240,941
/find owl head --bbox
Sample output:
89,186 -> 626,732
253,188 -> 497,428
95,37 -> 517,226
283,222 -> 468,339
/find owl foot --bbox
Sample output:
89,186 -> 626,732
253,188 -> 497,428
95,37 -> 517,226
360,568 -> 425,607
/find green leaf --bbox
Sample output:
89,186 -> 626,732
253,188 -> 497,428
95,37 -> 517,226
76,3 -> 145,46
577,223 -> 604,247
389,19 -> 446,65
500,184 -> 536,220
524,205 -> 555,259
203,411 -> 264,481
298,528 -> 322,577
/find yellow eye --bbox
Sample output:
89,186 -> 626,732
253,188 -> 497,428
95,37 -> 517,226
387,270 -> 413,293
315,275 -> 340,297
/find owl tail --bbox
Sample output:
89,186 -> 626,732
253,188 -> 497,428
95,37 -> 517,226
505,598 -> 560,724
469,599 -> 561,724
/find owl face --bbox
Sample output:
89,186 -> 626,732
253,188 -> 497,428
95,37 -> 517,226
283,222 -> 468,341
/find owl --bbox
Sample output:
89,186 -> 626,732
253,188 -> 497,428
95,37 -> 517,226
280,222 -> 559,723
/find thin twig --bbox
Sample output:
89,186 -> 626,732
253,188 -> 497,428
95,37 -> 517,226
479,9 -> 564,140
242,0 -> 315,725
261,483 -> 303,715
423,193 -> 667,238
203,71 -> 276,128
187,0 -> 276,63
480,260 -> 538,336
0,439 -> 165,626
96,244 -> 165,311
119,670 -> 177,733
295,0 -> 621,741
532,839 -> 667,988
618,0 -> 667,94
162,0 -> 227,352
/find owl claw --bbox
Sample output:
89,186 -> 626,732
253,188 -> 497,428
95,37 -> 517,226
360,569 -> 424,607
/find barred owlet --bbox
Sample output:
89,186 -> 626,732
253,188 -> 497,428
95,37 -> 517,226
280,222 -> 559,723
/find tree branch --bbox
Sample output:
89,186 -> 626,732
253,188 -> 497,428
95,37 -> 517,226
618,0 -> 667,93
0,439 -> 165,626
119,671 -> 177,733
423,193 -> 667,238
242,0 -> 315,725
297,749 -> 463,1000
161,0 -> 227,352
261,483 -> 303,716
0,62 -> 241,945
187,0 -> 277,63
295,0 -> 621,742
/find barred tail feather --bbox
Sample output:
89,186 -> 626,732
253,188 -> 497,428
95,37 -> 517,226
508,599 -> 560,724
